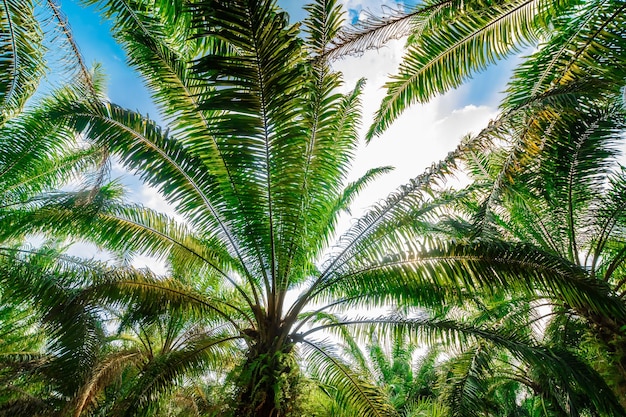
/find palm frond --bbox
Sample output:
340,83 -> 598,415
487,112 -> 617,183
110,333 -> 242,417
503,0 -> 626,111
0,0 -> 44,125
367,0 -> 567,138
319,2 -> 433,62
68,349 -> 143,417
301,339 -> 396,417
314,239 -> 625,323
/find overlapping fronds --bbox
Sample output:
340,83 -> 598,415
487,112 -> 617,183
355,0 -> 625,141
108,332 -> 242,417
0,246 -> 109,396
503,0 -> 626,111
301,339 -> 396,417
11,0 -> 624,414
310,238 -> 626,326
68,349 -> 143,417
0,0 -> 44,125
442,346 -> 492,417
0,86 -> 104,204
304,314 -> 624,415
367,0 -> 567,138
0,0 -> 102,126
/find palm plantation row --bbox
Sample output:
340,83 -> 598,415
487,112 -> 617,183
0,0 -> 625,416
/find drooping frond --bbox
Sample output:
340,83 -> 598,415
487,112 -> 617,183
304,314 -> 625,416
314,239 -> 626,323
301,339 -> 396,417
68,349 -> 143,417
318,3 -> 430,62
0,0 -> 44,125
503,0 -> 626,112
442,346 -> 492,417
39,0 -> 99,97
0,247 -> 107,396
367,0 -> 568,138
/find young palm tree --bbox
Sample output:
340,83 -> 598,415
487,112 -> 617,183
41,1 -> 397,414
64,308 -> 240,417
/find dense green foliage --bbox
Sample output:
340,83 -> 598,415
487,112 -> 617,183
0,0 -> 625,416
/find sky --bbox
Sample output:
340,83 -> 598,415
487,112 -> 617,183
58,0 -> 517,269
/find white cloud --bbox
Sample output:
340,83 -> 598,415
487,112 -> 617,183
332,38 -> 498,215
138,184 -> 182,222
131,253 -> 169,275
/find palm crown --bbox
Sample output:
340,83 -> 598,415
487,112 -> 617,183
40,0 -> 401,415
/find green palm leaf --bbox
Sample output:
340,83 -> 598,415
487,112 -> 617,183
367,0 -> 568,139
0,0 -> 44,125
301,339 -> 396,417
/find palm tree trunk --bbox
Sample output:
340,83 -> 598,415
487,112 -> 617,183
234,342 -> 299,417
588,313 -> 626,406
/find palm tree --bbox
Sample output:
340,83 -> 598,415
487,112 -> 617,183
65,307 -> 240,417
0,3 -> 136,415
30,0 -> 626,415
438,84 -> 626,403
432,295 -> 615,417
18,0 -> 625,415
329,329 -> 442,417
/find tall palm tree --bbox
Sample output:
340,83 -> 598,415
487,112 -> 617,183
26,2 -> 625,416
336,0 -> 626,406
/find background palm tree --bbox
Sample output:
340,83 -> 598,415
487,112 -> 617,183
450,96 -> 626,402
0,2 -> 137,415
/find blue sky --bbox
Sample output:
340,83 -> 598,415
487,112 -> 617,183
59,0 -> 512,113
58,0 -> 513,215
56,0 -> 515,269
59,1 -> 157,115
